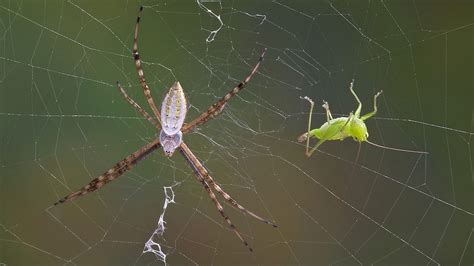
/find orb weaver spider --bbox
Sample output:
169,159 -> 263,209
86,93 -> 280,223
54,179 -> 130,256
54,6 -> 276,252
298,80 -> 427,156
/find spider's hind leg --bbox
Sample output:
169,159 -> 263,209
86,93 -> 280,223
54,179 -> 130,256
116,82 -> 161,130
181,48 -> 266,134
132,6 -> 162,122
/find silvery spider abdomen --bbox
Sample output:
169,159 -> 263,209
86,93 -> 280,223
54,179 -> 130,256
161,81 -> 187,134
160,81 -> 187,156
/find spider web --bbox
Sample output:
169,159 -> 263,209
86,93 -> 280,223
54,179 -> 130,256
0,0 -> 473,265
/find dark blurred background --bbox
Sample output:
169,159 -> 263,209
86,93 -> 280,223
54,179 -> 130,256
0,0 -> 472,265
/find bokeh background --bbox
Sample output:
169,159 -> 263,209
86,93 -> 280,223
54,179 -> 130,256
0,0 -> 472,265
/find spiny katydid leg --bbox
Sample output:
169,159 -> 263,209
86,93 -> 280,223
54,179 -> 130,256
361,90 -> 383,121
349,79 -> 363,118
322,100 -> 333,122
299,96 -> 315,156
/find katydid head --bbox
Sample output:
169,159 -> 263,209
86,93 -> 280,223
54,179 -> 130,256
350,118 -> 368,142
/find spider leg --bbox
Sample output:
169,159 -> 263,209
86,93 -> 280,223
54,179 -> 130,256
181,143 -> 276,227
117,81 -> 161,130
205,172 -> 277,227
349,79 -> 362,118
179,142 -> 254,252
54,139 -> 161,205
133,6 -> 162,123
360,90 -> 383,121
204,179 -> 253,251
181,48 -> 266,134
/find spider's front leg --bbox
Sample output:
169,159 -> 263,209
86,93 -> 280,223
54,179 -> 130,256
179,142 -> 278,251
54,139 -> 161,205
178,142 -> 254,251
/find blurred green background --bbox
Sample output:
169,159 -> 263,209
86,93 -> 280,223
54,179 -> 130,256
0,0 -> 472,265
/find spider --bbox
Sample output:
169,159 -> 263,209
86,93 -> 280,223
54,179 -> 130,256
54,6 -> 276,252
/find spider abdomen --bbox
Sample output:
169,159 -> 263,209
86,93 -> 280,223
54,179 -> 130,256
161,81 -> 187,135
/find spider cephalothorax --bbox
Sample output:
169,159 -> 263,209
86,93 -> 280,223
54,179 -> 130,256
54,6 -> 275,253
160,130 -> 182,156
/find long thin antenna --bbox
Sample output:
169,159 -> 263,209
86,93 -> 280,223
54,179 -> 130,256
366,140 -> 428,154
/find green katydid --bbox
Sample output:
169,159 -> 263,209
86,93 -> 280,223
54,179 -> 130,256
298,80 -> 428,157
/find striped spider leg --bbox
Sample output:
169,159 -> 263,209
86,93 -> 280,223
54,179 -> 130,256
54,82 -> 162,205
54,138 -> 162,204
158,76 -> 275,252
117,82 -> 161,131
133,6 -> 162,125
181,48 -> 266,133
179,142 -> 277,252
55,6 -> 165,205
55,5 -> 274,252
